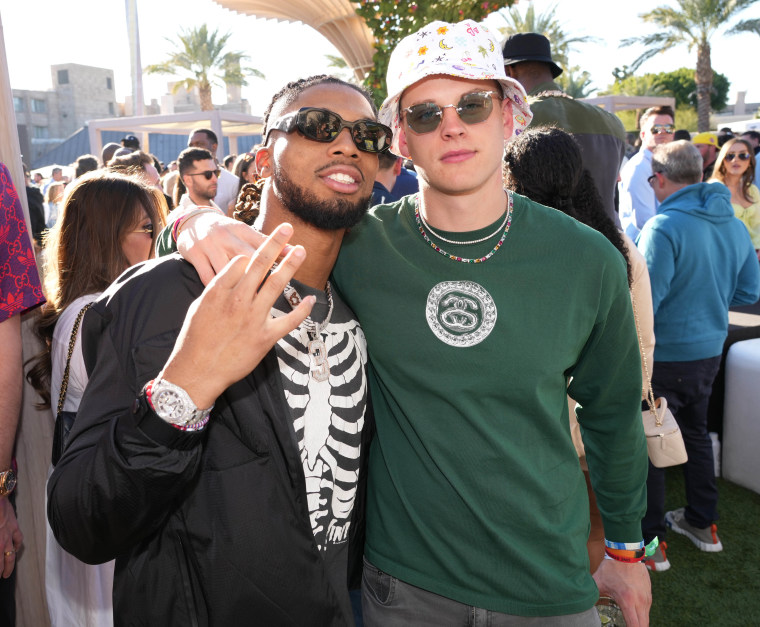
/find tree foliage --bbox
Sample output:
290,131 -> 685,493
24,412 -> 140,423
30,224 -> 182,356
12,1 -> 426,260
556,67 -> 596,99
603,67 -> 730,111
495,2 -> 597,70
354,0 -> 516,104
620,0 -> 758,131
654,67 -> 730,111
145,25 -> 264,111
601,74 -> 668,98
728,17 -> 760,36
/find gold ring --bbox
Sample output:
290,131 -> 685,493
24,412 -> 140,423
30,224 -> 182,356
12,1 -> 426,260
4,550 -> 14,556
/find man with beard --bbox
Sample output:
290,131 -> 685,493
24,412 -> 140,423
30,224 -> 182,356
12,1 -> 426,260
47,75 -> 389,626
166,21 -> 651,626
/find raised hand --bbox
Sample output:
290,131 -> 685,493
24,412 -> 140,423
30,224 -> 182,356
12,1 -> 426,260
177,212 -> 294,286
161,223 -> 312,408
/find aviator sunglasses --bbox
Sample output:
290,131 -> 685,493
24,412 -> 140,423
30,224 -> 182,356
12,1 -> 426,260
725,152 -> 751,162
402,91 -> 501,134
265,108 -> 392,154
650,124 -> 676,135
186,168 -> 221,180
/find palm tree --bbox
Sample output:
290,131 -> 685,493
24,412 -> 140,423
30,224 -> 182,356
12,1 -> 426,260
729,17 -> 760,37
496,3 -> 597,71
556,67 -> 596,99
622,0 -> 758,131
145,25 -> 264,111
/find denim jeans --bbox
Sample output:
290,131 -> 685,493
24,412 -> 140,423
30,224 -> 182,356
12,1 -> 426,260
642,356 -> 722,543
361,558 -> 601,627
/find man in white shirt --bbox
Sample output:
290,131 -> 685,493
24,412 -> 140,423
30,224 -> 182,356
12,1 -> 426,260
619,106 -> 675,240
188,128 -> 240,214
176,147 -> 222,213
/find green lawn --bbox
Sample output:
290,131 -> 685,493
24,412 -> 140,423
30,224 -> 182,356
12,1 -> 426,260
648,468 -> 760,626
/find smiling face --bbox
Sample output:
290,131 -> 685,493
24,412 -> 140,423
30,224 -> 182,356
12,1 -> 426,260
640,114 -> 674,151
396,75 -> 512,196
258,83 -> 378,230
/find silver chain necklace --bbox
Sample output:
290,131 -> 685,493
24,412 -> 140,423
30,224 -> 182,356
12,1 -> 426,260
283,281 -> 333,382
417,197 -> 510,245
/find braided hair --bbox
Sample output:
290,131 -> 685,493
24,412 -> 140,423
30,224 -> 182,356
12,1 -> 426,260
503,125 -> 632,286
233,181 -> 264,225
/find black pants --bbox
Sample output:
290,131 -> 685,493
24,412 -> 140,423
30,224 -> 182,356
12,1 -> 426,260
642,356 -> 722,543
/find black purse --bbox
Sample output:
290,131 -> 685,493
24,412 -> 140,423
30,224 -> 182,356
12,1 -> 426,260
52,302 -> 93,466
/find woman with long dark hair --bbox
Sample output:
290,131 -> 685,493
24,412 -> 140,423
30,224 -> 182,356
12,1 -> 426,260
27,171 -> 165,626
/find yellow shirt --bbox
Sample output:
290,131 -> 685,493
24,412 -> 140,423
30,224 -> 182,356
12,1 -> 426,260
732,184 -> 760,249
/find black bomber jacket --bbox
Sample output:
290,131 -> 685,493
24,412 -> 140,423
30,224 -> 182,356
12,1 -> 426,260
47,255 -> 371,626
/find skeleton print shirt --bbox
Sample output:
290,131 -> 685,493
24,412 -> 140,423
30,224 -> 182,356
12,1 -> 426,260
271,279 -> 368,616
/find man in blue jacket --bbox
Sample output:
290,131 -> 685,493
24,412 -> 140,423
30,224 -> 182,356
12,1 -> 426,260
638,140 -> 760,572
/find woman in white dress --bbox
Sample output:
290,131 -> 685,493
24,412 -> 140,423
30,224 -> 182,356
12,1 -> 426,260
27,171 -> 165,627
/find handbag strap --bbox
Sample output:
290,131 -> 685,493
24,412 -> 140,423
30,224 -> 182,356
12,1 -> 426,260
630,292 -> 662,426
56,302 -> 94,415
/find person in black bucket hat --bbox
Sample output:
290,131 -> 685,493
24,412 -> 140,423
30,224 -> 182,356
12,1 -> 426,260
502,32 -> 563,78
502,31 -> 627,228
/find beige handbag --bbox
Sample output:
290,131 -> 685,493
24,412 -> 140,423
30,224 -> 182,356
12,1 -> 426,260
633,296 -> 688,468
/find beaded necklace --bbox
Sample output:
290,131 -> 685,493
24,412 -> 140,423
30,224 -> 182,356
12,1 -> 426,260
418,204 -> 510,245
414,191 -> 514,263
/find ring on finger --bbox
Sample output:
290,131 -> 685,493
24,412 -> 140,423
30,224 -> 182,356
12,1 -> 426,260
4,550 -> 14,556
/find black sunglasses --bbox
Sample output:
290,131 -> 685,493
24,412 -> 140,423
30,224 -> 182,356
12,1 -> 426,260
265,107 -> 392,154
725,152 -> 751,162
650,124 -> 675,135
402,91 -> 500,134
186,169 -> 221,180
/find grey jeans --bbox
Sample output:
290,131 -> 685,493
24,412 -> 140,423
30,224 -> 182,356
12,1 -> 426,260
361,558 -> 601,627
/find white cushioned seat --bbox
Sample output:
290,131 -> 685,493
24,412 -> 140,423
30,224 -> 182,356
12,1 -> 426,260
723,338 -> 760,494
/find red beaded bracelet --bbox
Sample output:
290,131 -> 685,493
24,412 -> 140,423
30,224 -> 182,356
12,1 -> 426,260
604,547 -> 646,563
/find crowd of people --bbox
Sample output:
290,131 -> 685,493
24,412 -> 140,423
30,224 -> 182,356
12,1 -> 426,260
2,16 -> 760,627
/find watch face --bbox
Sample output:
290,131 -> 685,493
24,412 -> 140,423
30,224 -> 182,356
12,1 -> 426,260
0,470 -> 16,495
154,388 -> 187,422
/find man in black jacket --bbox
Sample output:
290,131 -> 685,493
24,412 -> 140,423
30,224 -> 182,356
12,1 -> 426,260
47,75 -> 389,626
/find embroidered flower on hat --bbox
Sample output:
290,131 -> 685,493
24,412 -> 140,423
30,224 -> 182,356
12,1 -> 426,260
378,19 -> 533,154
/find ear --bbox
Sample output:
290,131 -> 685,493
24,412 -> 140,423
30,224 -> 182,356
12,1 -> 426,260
501,98 -> 514,141
393,157 -> 403,176
255,146 -> 273,179
398,126 -> 412,160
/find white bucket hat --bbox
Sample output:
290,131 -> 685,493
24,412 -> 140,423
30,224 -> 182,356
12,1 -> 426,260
378,19 -> 533,154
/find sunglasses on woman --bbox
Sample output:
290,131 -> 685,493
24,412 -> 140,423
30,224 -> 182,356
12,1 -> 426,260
725,152 -> 751,162
186,169 -> 221,180
402,91 -> 501,134
132,223 -> 154,236
265,108 -> 392,154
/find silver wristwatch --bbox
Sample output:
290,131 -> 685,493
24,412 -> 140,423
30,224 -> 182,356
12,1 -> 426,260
150,378 -> 212,430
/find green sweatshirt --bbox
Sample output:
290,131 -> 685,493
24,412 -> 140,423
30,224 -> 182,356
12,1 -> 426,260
332,194 -> 647,617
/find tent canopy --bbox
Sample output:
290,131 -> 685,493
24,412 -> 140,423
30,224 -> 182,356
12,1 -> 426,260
87,109 -> 263,161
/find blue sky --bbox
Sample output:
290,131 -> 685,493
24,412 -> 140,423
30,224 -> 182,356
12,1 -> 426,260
2,0 -> 757,115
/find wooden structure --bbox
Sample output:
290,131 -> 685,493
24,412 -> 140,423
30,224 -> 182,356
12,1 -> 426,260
213,0 -> 375,81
